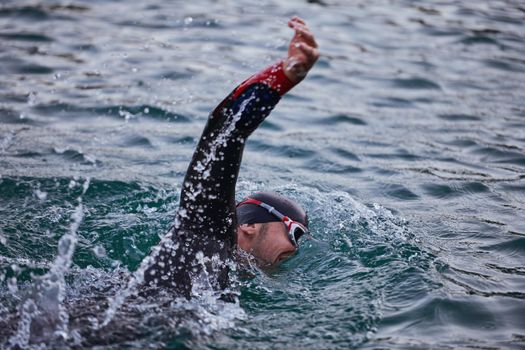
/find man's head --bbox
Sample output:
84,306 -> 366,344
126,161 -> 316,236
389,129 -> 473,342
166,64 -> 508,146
236,192 -> 308,266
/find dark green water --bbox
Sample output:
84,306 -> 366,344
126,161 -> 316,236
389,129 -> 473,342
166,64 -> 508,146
1,0 -> 525,349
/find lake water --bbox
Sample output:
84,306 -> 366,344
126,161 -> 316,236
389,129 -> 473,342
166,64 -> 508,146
1,0 -> 525,349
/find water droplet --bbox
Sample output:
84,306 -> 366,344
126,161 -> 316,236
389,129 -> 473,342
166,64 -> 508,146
34,189 -> 48,200
8,276 -> 18,293
93,245 -> 107,258
118,109 -> 134,120
27,91 -> 37,106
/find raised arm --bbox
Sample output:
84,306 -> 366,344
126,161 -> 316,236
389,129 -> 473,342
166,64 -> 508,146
175,61 -> 293,242
176,16 -> 319,240
143,17 -> 318,298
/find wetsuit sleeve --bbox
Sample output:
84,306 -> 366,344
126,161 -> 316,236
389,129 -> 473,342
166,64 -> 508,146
143,61 -> 297,298
176,60 -> 296,240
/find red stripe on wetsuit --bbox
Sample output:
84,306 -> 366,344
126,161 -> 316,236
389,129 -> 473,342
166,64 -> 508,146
233,60 -> 296,99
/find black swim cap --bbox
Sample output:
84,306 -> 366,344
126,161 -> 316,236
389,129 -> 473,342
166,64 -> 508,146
236,191 -> 308,228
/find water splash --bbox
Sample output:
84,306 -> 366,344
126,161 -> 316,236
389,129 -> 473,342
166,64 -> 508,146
6,178 -> 89,349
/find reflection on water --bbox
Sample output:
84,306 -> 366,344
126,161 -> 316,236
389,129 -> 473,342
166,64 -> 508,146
1,0 -> 525,348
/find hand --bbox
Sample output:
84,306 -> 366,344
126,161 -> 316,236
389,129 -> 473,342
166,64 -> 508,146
283,16 -> 319,83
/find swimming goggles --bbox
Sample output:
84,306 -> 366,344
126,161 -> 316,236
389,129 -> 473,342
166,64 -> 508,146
237,198 -> 308,247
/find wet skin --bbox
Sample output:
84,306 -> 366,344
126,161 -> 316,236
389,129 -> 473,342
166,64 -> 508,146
237,222 -> 297,266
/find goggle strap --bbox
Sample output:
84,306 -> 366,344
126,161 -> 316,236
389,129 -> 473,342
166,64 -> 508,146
238,199 -> 286,221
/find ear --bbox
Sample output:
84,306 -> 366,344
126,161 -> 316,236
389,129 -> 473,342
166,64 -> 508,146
238,223 -> 257,236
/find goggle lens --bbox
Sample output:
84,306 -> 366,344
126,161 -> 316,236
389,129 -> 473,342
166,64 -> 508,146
286,220 -> 307,247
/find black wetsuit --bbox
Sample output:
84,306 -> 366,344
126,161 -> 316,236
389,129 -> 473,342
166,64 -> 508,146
143,62 -> 296,298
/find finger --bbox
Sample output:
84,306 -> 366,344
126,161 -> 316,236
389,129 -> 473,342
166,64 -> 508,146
291,16 -> 306,25
294,26 -> 318,48
290,22 -> 310,33
291,23 -> 314,40
297,43 -> 319,61
288,17 -> 306,28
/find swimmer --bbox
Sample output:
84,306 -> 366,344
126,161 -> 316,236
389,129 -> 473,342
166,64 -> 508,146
142,16 -> 319,299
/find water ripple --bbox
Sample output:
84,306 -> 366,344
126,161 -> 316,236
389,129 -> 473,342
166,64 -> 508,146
1,0 -> 525,348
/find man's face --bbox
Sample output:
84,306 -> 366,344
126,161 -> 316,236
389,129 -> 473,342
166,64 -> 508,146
250,222 -> 297,266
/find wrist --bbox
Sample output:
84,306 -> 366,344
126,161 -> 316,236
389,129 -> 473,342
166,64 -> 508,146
283,57 -> 308,83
